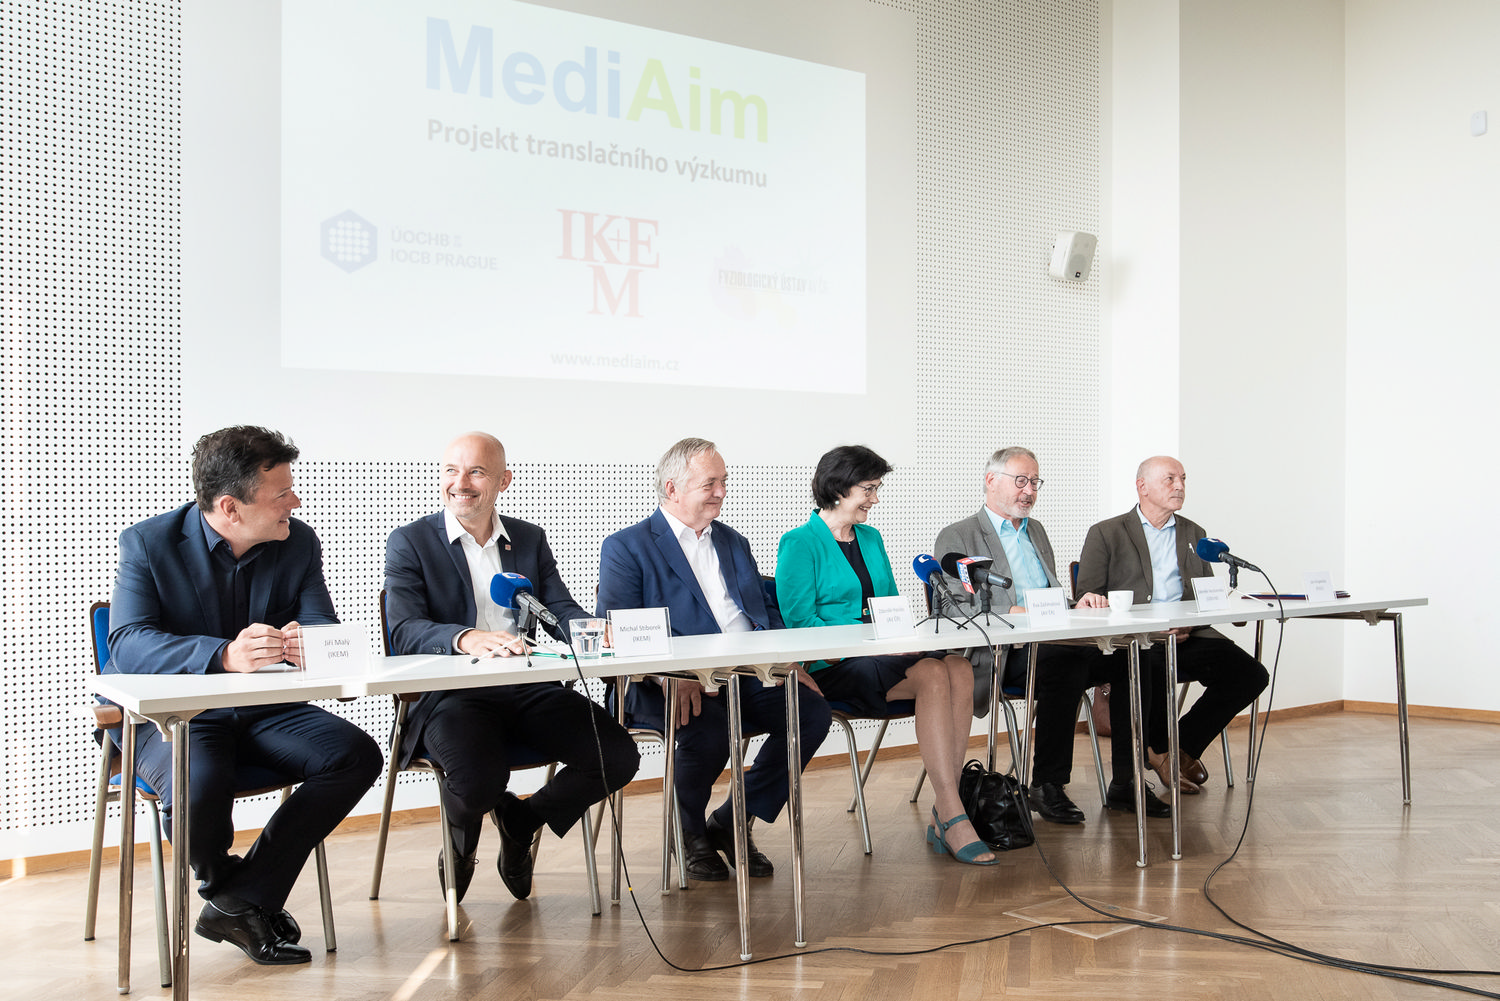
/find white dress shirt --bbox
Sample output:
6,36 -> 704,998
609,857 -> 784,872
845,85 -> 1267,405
659,508 -> 752,634
445,507 -> 516,642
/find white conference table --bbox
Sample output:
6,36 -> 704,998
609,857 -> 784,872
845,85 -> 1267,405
93,593 -> 1424,997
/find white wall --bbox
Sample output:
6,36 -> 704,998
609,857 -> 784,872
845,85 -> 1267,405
1344,0 -> 1500,711
1109,0 -> 1492,714
1107,0 -> 1348,710
1177,0 -> 1350,711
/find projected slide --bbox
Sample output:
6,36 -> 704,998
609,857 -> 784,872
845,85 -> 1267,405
281,0 -> 867,393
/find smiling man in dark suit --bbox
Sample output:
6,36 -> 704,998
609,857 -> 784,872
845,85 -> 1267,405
596,437 -> 830,881
383,432 -> 638,904
106,426 -> 383,967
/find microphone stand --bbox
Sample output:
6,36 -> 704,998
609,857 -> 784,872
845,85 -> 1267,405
514,604 -> 538,666
921,583 -> 974,632
976,582 -> 1015,630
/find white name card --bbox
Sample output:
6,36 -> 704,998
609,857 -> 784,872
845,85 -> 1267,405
607,608 -> 673,658
299,624 -> 370,677
867,595 -> 915,638
1024,587 -> 1069,625
1303,570 -> 1336,602
1192,577 -> 1229,610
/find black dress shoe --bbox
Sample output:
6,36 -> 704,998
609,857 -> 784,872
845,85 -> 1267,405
437,848 -> 478,903
1028,782 -> 1086,824
195,899 -> 311,966
490,800 -> 535,900
681,830 -> 730,881
705,812 -> 774,877
267,907 -> 300,944
1105,780 -> 1171,818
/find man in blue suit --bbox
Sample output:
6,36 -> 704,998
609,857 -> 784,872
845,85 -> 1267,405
106,426 -> 383,966
384,432 -> 638,903
597,437 -> 831,881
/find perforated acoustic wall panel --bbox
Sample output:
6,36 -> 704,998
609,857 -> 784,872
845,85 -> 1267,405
0,0 -> 1100,858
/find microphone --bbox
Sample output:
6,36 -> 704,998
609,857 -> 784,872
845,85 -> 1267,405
913,554 -> 959,606
489,572 -> 559,629
940,552 -> 1013,593
1194,537 -> 1261,573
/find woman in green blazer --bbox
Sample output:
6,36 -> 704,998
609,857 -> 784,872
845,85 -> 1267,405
776,445 -> 996,866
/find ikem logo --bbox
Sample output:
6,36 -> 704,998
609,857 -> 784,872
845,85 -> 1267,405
321,211 -> 378,272
558,209 -> 659,318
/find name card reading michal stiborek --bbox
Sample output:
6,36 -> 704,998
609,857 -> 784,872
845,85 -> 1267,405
606,608 -> 673,658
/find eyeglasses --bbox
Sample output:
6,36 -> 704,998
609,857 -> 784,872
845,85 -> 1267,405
1001,474 -> 1044,489
854,481 -> 882,497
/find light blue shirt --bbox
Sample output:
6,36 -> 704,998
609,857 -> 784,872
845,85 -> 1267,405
1136,506 -> 1182,602
983,507 -> 1052,600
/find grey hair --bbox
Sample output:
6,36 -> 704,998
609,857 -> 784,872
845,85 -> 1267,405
985,446 -> 1037,478
656,437 -> 718,500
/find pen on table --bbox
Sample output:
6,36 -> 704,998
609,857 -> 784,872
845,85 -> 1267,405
470,637 -> 531,664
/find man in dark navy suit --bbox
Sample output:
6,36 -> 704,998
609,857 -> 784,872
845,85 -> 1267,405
107,426 -> 383,966
596,437 -> 831,881
384,432 -> 638,903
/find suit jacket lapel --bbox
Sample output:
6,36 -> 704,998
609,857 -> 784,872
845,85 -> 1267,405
247,543 -> 279,624
712,526 -> 758,620
649,511 -> 713,620
437,514 -> 479,624
1123,510 -> 1155,597
178,514 -> 221,635
1174,518 -> 1196,581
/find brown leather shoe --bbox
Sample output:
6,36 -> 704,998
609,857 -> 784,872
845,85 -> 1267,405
1147,749 -> 1201,795
1181,753 -> 1209,787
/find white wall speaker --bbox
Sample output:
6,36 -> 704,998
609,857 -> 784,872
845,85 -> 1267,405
1048,231 -> 1097,281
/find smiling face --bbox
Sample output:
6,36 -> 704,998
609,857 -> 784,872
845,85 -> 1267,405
984,453 -> 1040,527
440,433 -> 512,537
1136,456 -> 1187,527
215,462 -> 299,556
829,477 -> 882,528
661,449 -> 727,533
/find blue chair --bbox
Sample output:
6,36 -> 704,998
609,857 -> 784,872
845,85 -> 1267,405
368,591 -> 601,942
85,602 -> 338,985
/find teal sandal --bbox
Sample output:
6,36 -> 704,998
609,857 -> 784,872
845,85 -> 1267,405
926,808 -> 999,865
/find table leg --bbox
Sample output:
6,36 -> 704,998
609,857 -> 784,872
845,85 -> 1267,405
785,668 -> 806,948
661,678 -> 678,895
1021,644 -> 1039,787
724,675 -> 752,961
170,717 -> 191,1001
987,647 -> 1002,773
1165,633 -> 1182,861
1392,612 -> 1411,804
1127,640 -> 1147,868
118,716 -> 136,995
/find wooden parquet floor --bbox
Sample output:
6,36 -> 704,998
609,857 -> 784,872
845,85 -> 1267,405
9,711 -> 1500,1001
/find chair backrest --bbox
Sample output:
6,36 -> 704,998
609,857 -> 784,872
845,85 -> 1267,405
1069,560 -> 1080,599
378,588 -> 394,656
90,601 -> 111,673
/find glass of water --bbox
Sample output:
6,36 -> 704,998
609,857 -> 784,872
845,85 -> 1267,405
568,617 -> 606,661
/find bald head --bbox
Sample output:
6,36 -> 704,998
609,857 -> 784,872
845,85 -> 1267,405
440,432 -> 512,542
1135,455 -> 1186,528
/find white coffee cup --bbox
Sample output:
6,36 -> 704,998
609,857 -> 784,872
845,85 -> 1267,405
1107,590 -> 1134,615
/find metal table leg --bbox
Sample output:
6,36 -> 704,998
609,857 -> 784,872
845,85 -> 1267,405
170,716 -> 191,1001
724,675 -> 751,961
1127,639 -> 1147,868
118,716 -> 137,995
1165,633 -> 1182,860
785,668 -> 805,948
